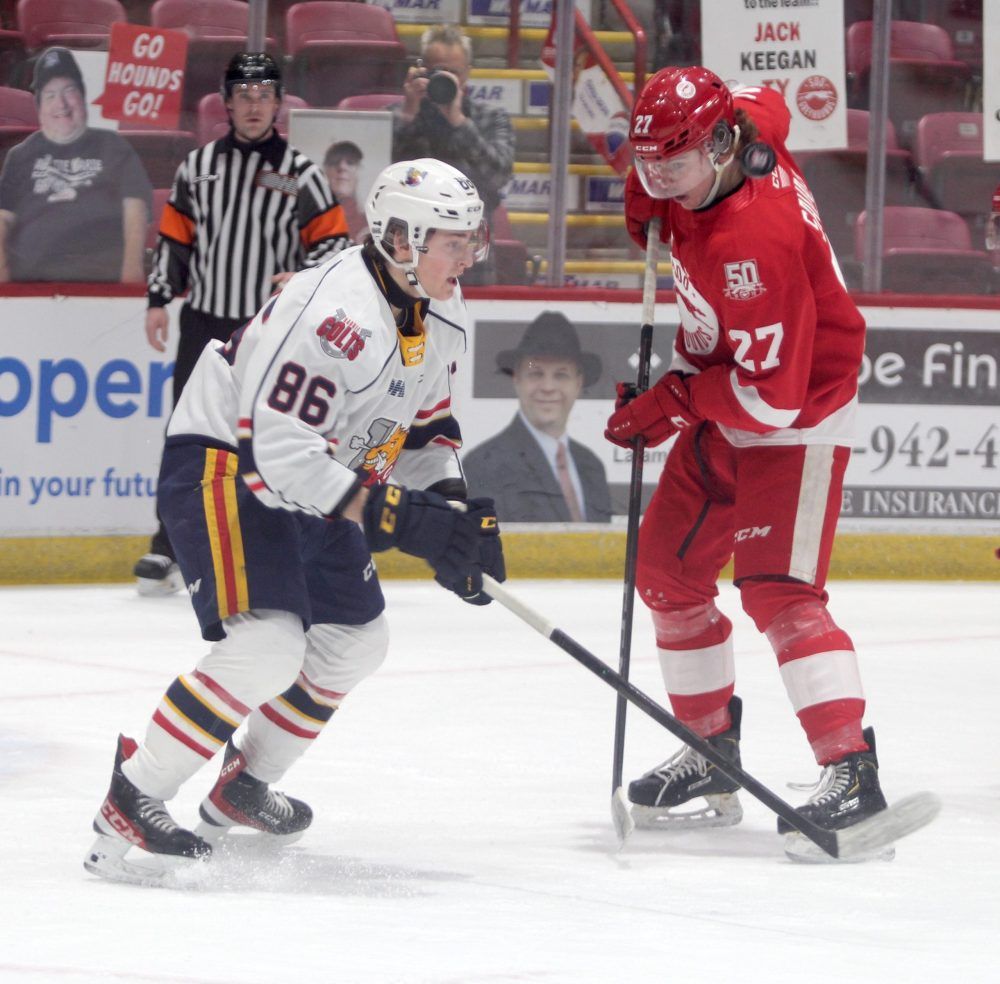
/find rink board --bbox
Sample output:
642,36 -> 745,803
0,530 -> 995,584
0,287 -> 997,583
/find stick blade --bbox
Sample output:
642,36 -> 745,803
611,786 -> 635,848
785,791 -> 941,863
835,791 -> 942,859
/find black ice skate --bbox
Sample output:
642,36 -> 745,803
781,727 -> 893,862
628,696 -> 744,829
133,552 -> 182,597
195,740 -> 313,843
84,735 -> 211,884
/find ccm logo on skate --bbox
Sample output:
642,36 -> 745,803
101,802 -> 144,846
220,758 -> 244,779
734,525 -> 772,542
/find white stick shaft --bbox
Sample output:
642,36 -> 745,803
482,574 -> 554,638
641,216 -> 660,328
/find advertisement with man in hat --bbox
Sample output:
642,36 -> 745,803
0,46 -> 152,283
463,310 -> 612,523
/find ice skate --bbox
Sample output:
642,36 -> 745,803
195,740 -> 313,844
133,553 -> 183,596
628,696 -> 744,829
84,735 -> 211,884
781,727 -> 894,862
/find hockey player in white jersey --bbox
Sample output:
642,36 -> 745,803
84,159 -> 505,883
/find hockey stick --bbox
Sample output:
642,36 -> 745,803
610,216 -> 661,846
482,574 -> 941,861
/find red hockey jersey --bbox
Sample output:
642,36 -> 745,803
661,85 -> 866,447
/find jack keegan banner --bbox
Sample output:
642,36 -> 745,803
0,296 -> 997,536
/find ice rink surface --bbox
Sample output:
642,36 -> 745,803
1,577 -> 997,983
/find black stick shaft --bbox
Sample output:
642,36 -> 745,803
611,328 -> 651,791
611,220 -> 660,794
483,576 -> 839,858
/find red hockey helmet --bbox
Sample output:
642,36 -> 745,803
630,66 -> 735,166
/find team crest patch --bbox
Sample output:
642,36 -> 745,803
404,167 -> 427,186
317,308 -> 371,360
723,259 -> 766,301
349,417 -> 407,483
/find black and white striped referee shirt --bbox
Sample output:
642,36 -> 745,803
147,130 -> 349,320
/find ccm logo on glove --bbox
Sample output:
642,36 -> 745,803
604,372 -> 699,449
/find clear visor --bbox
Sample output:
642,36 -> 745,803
418,220 -> 490,264
635,146 -> 713,200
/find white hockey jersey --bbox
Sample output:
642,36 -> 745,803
166,245 -> 470,518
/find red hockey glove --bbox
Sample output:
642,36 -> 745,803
624,167 -> 669,250
604,372 -> 698,449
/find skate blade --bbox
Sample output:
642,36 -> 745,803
631,792 -> 743,831
135,572 -> 183,597
194,819 -> 307,848
83,834 -> 199,887
611,786 -> 635,847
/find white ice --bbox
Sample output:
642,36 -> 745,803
1,578 -> 997,983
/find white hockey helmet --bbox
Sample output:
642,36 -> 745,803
365,158 -> 488,291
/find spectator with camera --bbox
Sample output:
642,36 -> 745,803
392,24 -> 514,284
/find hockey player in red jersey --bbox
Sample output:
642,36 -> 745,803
606,67 -> 889,860
84,159 -> 505,883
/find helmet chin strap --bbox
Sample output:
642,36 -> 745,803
404,265 -> 429,300
382,251 -> 428,300
696,124 -> 741,210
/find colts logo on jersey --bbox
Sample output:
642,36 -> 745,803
348,417 -> 407,484
723,259 -> 767,301
318,308 -> 371,361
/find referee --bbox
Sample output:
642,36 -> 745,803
136,52 -> 349,595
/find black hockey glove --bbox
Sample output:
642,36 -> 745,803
363,485 -> 479,585
434,497 -> 506,606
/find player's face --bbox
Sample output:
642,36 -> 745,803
513,356 -> 584,437
38,78 -> 87,144
416,230 -> 478,300
635,145 -> 716,209
227,83 -> 279,143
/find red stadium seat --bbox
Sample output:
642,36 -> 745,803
0,84 -> 35,166
195,89 -> 306,146
0,28 -> 25,86
914,112 -> 997,211
335,92 -> 400,112
285,2 -> 407,108
16,0 -> 125,51
0,81 -> 35,123
918,0 -> 983,73
794,109 -> 913,263
913,111 -> 999,246
846,20 -> 970,146
855,205 -> 996,293
118,126 -> 197,187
